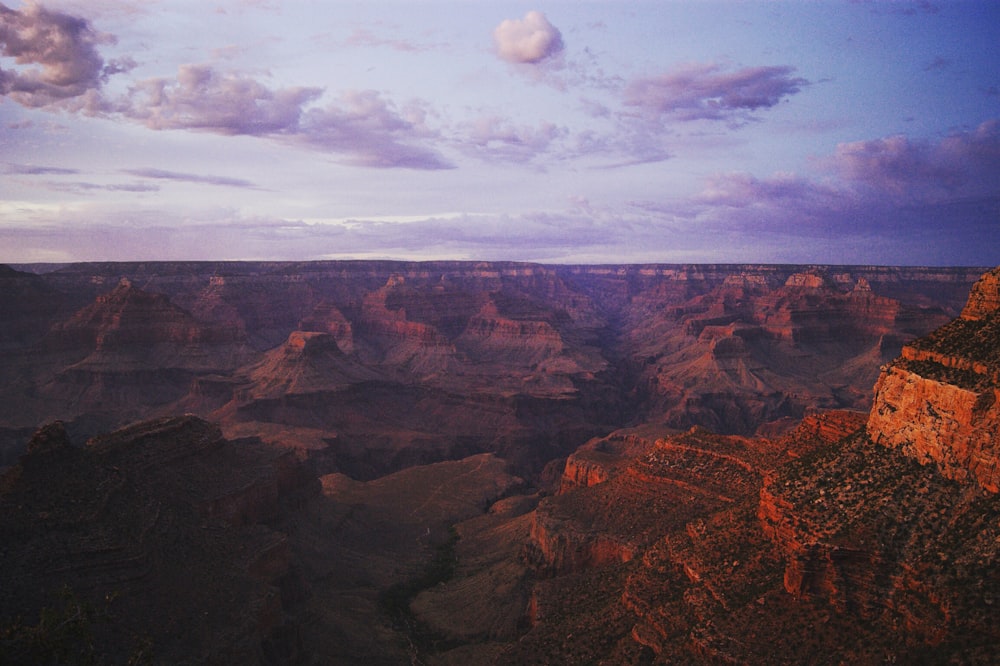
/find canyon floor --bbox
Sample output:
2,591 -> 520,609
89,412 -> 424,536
0,262 -> 997,664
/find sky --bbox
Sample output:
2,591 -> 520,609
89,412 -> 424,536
0,0 -> 998,266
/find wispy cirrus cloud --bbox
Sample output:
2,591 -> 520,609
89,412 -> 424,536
5,162 -> 254,192
122,167 -> 258,189
341,27 -> 442,53
623,62 -> 808,124
3,162 -> 79,175
44,180 -> 159,193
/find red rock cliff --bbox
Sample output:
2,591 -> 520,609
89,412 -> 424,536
867,266 -> 1000,492
961,265 -> 1000,321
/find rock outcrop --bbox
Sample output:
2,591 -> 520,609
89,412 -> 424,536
8,280 -> 252,433
238,330 -> 380,400
868,265 -> 1000,491
522,426 -> 793,579
961,265 -> 1000,320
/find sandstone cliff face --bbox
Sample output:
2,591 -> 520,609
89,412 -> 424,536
239,330 -> 380,400
868,363 -> 1000,491
297,301 -> 355,352
868,266 -> 1000,492
559,449 -> 618,493
10,281 -> 253,431
450,270 -> 1000,661
961,265 -> 1000,320
489,398 -> 999,664
558,429 -> 665,494
55,279 -> 245,354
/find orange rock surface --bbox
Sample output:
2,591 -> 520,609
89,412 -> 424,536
868,265 -> 1000,492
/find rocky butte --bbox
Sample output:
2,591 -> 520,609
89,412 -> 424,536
0,261 -> 996,664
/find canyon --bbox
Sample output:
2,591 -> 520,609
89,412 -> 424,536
0,261 -> 996,664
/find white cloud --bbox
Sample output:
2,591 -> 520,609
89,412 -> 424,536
493,10 -> 563,65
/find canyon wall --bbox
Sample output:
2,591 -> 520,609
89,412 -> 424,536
2,261 -> 998,664
868,266 -> 1000,492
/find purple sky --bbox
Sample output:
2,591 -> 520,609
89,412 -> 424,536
1,1 -> 998,265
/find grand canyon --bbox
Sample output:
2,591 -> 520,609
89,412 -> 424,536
1,261 -> 998,665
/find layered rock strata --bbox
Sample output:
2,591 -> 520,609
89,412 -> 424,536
868,266 -> 1000,491
0,262 -> 982,480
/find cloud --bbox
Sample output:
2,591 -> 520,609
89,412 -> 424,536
296,90 -> 453,169
461,116 -> 566,164
3,162 -> 78,175
0,5 -> 450,170
122,167 -> 258,189
633,120 -> 1000,263
342,27 -> 440,53
33,179 -> 160,194
494,10 -> 564,64
0,1 -> 110,107
623,62 -> 808,123
886,1 -> 942,16
723,123 -> 1000,215
922,56 -> 950,72
694,171 -> 839,209
123,64 -> 322,135
100,54 -> 137,79
829,119 -> 1000,202
119,66 -> 451,169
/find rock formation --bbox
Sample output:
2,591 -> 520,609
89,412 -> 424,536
0,262 -> 979,467
0,261 -> 996,664
868,265 -> 1000,491
961,265 -> 1000,320
409,266 -> 1000,665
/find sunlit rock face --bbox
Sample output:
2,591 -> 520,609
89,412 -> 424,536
960,266 -> 1000,321
868,266 -> 1000,492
